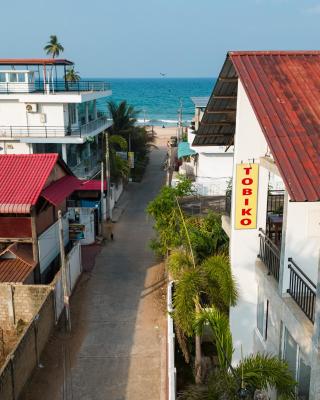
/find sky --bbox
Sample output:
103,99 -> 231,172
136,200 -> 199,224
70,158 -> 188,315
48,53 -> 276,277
1,0 -> 320,77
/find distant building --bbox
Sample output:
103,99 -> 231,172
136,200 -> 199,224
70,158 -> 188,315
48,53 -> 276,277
193,51 -> 320,399
0,59 -> 112,179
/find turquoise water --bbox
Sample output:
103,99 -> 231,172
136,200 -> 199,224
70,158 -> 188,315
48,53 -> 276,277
97,78 -> 215,126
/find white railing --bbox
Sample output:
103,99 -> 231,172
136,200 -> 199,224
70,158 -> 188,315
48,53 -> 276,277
167,281 -> 176,400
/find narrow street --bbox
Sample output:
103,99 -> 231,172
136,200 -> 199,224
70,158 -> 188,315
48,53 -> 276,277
21,145 -> 168,400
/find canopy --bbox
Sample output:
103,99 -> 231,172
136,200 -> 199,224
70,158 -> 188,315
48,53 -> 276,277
178,142 -> 197,159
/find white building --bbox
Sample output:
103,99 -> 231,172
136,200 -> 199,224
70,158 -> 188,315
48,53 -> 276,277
176,97 -> 233,196
0,58 -> 112,179
193,51 -> 320,399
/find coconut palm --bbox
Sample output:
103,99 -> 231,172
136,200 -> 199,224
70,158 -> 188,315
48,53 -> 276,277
107,100 -> 139,134
65,67 -> 80,82
168,250 -> 238,384
44,35 -> 64,58
108,134 -> 129,182
178,308 -> 296,399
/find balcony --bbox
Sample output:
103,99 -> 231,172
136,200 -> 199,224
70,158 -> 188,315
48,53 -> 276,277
0,116 -> 110,139
0,80 -> 111,94
258,228 -> 281,282
266,190 -> 284,246
287,258 -> 316,323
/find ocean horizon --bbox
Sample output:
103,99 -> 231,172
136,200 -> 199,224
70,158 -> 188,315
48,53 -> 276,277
96,77 -> 216,127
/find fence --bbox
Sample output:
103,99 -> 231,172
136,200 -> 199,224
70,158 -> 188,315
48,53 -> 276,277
258,228 -> 281,282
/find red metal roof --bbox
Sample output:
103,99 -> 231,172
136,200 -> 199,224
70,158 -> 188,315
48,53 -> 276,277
0,154 -> 59,213
0,243 -> 36,282
41,175 -> 81,206
229,51 -> 320,202
0,259 -> 35,282
77,179 -> 107,191
0,58 -> 73,66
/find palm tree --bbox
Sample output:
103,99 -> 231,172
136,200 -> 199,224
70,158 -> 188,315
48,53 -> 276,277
168,250 -> 238,384
44,35 -> 64,58
43,35 -> 64,92
107,100 -> 139,135
178,308 -> 296,399
65,67 -> 80,82
108,134 -> 129,182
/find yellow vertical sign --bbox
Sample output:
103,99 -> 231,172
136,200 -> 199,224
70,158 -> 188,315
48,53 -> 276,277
235,163 -> 259,230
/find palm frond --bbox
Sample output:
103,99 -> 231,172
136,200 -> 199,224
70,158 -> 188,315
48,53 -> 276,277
167,249 -> 193,280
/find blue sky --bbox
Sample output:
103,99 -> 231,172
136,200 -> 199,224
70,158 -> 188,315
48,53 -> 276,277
1,0 -> 320,77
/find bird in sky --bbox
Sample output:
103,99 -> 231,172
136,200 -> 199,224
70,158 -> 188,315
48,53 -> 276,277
160,72 -> 167,77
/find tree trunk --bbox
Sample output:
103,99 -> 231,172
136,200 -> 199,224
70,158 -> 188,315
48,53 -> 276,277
194,302 -> 202,384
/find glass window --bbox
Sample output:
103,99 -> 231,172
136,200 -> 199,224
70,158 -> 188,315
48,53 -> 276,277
283,328 -> 297,379
88,100 -> 96,121
298,357 -> 311,399
28,72 -> 34,83
69,104 -> 77,125
17,73 -> 25,83
78,103 -> 87,125
0,73 -> 6,82
9,73 -> 18,83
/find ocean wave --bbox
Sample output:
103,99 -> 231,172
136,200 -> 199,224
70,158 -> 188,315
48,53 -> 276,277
137,118 -> 191,125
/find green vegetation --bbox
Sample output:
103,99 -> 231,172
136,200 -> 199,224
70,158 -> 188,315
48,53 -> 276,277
148,177 -> 296,396
107,100 -> 155,182
65,67 -> 80,82
44,35 -> 64,58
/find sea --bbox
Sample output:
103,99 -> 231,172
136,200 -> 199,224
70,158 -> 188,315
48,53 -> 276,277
96,78 -> 215,127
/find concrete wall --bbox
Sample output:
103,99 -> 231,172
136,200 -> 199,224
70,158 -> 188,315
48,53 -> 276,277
0,285 -> 54,400
0,141 -> 31,154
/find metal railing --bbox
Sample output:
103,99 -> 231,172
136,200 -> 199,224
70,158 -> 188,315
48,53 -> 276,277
267,190 -> 285,214
287,258 -> 316,323
258,228 -> 281,282
0,80 -> 111,94
0,117 -> 110,138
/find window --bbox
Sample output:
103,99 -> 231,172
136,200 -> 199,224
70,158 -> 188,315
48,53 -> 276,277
9,73 -> 17,82
0,73 -> 5,82
17,73 -> 25,83
257,287 -> 269,340
69,104 -> 77,125
281,326 -> 311,398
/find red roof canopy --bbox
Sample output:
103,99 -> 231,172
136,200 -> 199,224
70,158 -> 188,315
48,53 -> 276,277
229,51 -> 320,202
41,175 -> 81,206
0,153 -> 62,213
0,243 -> 36,282
77,179 -> 107,191
0,58 -> 73,66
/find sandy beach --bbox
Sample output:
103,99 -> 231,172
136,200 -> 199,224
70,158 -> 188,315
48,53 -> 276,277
149,126 -> 180,146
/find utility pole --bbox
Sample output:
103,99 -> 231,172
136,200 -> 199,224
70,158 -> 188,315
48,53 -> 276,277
104,130 -> 111,220
58,210 -> 71,332
100,161 -> 105,235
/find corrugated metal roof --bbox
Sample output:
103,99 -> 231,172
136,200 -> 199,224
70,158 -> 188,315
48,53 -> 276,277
0,243 -> 35,266
230,51 -> 320,202
41,175 -> 80,206
0,258 -> 35,282
190,97 -> 210,108
77,180 -> 107,191
0,154 -> 59,213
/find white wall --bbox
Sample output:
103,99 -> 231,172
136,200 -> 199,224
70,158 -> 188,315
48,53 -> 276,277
229,80 -> 270,362
282,200 -> 320,291
0,141 -> 31,154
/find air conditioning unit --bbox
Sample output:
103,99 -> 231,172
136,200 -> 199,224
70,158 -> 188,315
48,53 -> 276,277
26,103 -> 38,113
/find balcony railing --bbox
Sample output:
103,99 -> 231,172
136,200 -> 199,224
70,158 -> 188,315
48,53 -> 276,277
267,190 -> 285,214
287,258 -> 316,323
0,117 -> 110,138
258,228 -> 281,282
0,80 -> 111,94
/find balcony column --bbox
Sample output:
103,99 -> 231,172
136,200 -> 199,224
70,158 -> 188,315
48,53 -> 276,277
310,252 -> 320,400
62,144 -> 67,163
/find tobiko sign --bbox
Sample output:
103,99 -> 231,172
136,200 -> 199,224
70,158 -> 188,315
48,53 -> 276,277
235,163 -> 259,229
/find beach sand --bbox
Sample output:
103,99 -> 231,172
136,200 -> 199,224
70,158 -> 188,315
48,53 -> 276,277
150,126 -> 180,146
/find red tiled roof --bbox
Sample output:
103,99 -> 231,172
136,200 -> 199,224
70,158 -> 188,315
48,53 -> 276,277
0,58 -> 73,66
77,179 -> 107,191
0,243 -> 35,266
229,51 -> 320,202
0,154 -> 59,213
41,175 -> 80,206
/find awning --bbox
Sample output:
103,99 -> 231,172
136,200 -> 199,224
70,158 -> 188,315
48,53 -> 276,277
178,142 -> 197,159
41,176 -> 80,206
77,179 -> 107,191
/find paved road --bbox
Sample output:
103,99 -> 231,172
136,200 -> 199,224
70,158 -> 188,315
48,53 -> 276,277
22,147 -> 167,400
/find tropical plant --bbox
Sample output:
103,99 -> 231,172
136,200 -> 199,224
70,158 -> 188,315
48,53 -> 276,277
168,250 -> 238,384
178,308 -> 296,399
108,134 -> 129,182
107,100 -> 138,134
65,67 -> 80,82
44,35 -> 64,58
